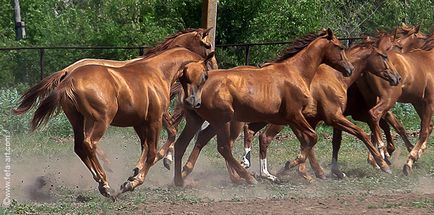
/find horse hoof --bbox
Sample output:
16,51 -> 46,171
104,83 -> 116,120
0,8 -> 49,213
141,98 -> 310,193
403,164 -> 412,176
163,158 -> 172,170
98,184 -> 112,198
384,157 -> 392,165
331,169 -> 346,179
174,179 -> 184,187
120,181 -> 134,193
316,174 -> 327,180
382,166 -> 392,174
240,159 -> 251,169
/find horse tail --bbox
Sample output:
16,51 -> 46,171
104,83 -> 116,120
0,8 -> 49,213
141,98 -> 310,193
30,78 -> 77,131
13,71 -> 68,115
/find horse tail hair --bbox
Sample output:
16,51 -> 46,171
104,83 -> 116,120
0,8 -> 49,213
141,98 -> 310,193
30,79 -> 77,131
13,71 -> 68,115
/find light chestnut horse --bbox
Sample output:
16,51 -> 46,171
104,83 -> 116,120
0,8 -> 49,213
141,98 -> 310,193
14,47 -> 215,199
355,33 -> 434,176
172,29 -> 357,186
40,28 -> 217,170
238,40 -> 401,180
183,38 -> 401,181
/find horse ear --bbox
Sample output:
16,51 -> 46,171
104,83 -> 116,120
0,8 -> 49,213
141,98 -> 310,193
203,27 -> 213,37
204,51 -> 215,64
415,25 -> 420,33
392,28 -> 397,41
365,36 -> 375,44
326,28 -> 334,40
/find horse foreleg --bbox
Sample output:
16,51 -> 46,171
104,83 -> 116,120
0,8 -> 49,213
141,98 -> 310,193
369,99 -> 396,161
331,114 -> 391,174
331,128 -> 346,179
383,111 -> 413,152
404,102 -> 433,175
241,122 -> 268,168
174,111 -> 204,187
181,125 -> 217,179
258,124 -> 284,181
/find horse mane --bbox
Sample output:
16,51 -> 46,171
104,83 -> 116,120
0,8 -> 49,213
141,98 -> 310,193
142,28 -> 204,58
270,31 -> 328,63
421,37 -> 434,51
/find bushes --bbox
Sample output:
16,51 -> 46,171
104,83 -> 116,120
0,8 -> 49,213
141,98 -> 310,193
0,88 -> 71,137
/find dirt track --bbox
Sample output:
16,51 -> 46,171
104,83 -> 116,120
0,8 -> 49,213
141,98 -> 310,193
139,193 -> 434,214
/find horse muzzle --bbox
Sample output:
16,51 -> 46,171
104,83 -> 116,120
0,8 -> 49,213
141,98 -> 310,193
185,95 -> 201,109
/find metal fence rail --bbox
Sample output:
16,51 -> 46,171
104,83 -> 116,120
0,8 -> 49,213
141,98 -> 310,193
0,37 -> 364,81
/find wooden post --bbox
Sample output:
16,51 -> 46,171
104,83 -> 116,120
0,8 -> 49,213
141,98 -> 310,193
202,0 -> 218,50
12,0 -> 26,40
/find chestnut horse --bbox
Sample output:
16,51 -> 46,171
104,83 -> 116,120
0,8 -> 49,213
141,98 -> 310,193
172,29 -> 358,186
14,47 -> 215,199
241,29 -> 427,179
37,28 -> 217,170
354,32 -> 434,176
238,40 -> 401,180
183,38 -> 401,181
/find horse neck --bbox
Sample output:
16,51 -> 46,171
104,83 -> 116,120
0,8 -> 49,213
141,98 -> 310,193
154,51 -> 198,85
343,47 -> 371,87
284,43 -> 325,86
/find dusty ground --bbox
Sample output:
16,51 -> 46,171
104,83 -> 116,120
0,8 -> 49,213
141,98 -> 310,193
139,193 -> 434,214
1,128 -> 434,214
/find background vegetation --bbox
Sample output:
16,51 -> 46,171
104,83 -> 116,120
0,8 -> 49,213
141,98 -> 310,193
0,0 -> 433,134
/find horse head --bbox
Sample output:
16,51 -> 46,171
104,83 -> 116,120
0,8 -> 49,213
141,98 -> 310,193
320,28 -> 354,77
179,51 -> 215,109
366,47 -> 401,86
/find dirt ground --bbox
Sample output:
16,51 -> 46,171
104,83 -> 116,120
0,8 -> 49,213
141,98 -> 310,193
138,193 -> 434,214
2,130 -> 434,214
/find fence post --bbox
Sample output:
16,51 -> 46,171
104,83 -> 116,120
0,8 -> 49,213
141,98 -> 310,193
39,48 -> 45,80
244,45 -> 251,65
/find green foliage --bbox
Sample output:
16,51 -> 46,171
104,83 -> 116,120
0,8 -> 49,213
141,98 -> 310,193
0,88 -> 71,136
1,0 -> 434,84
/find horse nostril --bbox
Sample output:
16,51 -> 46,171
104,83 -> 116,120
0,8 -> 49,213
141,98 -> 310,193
195,102 -> 201,108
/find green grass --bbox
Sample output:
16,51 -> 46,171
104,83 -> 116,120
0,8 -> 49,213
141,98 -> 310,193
1,87 -> 433,213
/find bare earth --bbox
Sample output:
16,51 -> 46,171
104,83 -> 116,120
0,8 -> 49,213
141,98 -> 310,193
139,193 -> 434,214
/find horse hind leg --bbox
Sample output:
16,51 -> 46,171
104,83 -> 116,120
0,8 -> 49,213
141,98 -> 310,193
258,124 -> 284,181
277,113 -> 320,182
331,128 -> 346,179
404,102 -> 433,175
216,122 -> 257,185
155,113 -> 177,170
121,121 -> 161,193
82,118 -> 113,198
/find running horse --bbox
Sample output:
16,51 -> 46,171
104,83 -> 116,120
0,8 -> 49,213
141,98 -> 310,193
357,30 -> 434,176
14,44 -> 215,199
181,37 -> 401,181
172,29 -> 361,186
35,28 -> 217,170
238,38 -> 401,180
240,27 -> 427,177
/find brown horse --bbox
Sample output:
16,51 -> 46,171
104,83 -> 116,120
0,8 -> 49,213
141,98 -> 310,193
238,32 -> 410,177
14,47 -> 215,199
184,38 -> 401,181
172,29 -> 359,186
36,28 -> 217,170
241,39 -> 401,180
355,33 -> 434,176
